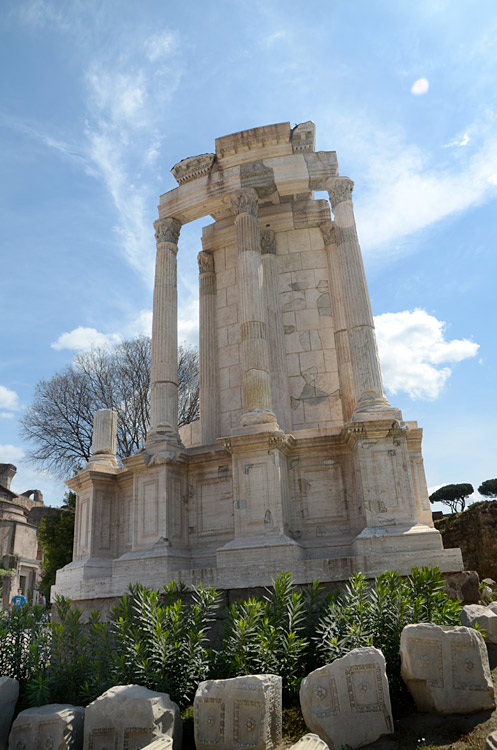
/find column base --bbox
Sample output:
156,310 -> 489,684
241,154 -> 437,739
85,453 -> 118,471
240,409 -> 279,428
144,431 -> 184,465
352,389 -> 402,421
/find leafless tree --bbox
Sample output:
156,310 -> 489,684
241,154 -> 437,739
20,337 -> 199,478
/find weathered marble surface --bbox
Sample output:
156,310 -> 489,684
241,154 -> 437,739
486,729 -> 497,749
300,647 -> 393,749
8,703 -> 84,750
461,604 -> 497,644
83,684 -> 181,750
400,623 -> 495,714
141,738 -> 173,749
0,676 -> 18,750
194,674 -> 282,750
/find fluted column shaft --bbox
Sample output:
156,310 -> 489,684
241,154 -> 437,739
320,222 -> 356,422
261,230 -> 289,431
148,217 -> 181,443
328,179 -> 392,416
198,249 -> 219,443
231,191 -> 277,427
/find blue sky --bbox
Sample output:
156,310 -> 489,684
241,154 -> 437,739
0,0 -> 496,510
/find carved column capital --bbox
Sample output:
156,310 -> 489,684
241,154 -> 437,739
319,221 -> 336,246
328,178 -> 354,208
197,250 -> 214,274
260,229 -> 276,255
154,217 -> 181,245
231,190 -> 258,217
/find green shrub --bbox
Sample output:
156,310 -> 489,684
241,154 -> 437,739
0,604 -> 49,689
219,572 -> 322,696
111,581 -> 220,707
315,567 -> 462,700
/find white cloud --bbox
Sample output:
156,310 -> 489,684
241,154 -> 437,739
145,31 -> 178,62
178,299 -> 199,346
127,310 -> 153,338
0,444 -> 26,463
51,327 -> 121,352
374,309 -> 479,399
0,385 -> 21,417
354,125 -> 497,254
411,78 -> 429,95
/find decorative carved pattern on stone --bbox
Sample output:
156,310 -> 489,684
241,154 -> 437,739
154,217 -> 181,245
231,191 -> 258,217
300,647 -> 393,749
288,734 -> 330,750
291,121 -> 316,153
198,251 -> 214,274
8,705 -> 85,750
171,153 -> 216,185
400,624 -> 495,714
260,230 -> 276,255
327,178 -> 354,208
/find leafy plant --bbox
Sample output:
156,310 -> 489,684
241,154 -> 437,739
315,567 -> 462,701
111,581 -> 220,707
219,572 -> 321,696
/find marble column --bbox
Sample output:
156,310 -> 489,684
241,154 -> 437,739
231,191 -> 277,428
147,216 -> 182,445
327,178 -> 395,418
320,222 -> 356,422
261,230 -> 290,431
198,249 -> 219,444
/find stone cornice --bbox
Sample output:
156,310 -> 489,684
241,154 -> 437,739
171,153 -> 216,185
328,177 -> 354,208
319,221 -> 336,246
154,217 -> 181,245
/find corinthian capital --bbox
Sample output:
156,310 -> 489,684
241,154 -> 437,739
154,217 -> 181,245
197,250 -> 214,274
327,178 -> 354,208
231,191 -> 258,217
260,230 -> 276,255
319,221 -> 336,246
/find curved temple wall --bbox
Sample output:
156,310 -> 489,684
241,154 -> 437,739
54,121 -> 462,607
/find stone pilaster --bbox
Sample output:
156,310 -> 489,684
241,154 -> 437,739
261,230 -> 290,431
198,249 -> 219,444
320,222 -> 356,422
231,191 -> 278,428
147,217 -> 182,448
327,179 -> 397,419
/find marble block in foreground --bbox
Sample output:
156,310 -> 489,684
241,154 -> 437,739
300,647 -> 393,749
194,674 -> 282,750
0,676 -> 19,750
400,623 -> 495,714
9,704 -> 84,750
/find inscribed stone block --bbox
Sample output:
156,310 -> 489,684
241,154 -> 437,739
194,674 -> 282,750
9,704 -> 84,750
461,605 -> 497,644
0,676 -> 18,750
299,647 -> 393,749
83,684 -> 181,750
400,623 -> 495,714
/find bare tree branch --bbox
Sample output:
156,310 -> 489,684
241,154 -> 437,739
20,337 -> 199,478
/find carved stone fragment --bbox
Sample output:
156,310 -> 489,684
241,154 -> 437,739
288,734 -> 330,749
400,623 -> 495,714
83,685 -> 181,750
9,704 -> 84,750
171,153 -> 216,185
300,647 -> 393,749
194,674 -> 282,750
461,605 -> 497,644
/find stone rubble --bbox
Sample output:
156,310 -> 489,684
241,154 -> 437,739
461,604 -> 497,644
194,674 -> 282,750
288,734 -> 330,749
400,623 -> 495,714
8,703 -> 84,750
300,647 -> 393,749
83,684 -> 181,750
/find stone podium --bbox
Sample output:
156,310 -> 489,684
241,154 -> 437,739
53,121 -> 462,608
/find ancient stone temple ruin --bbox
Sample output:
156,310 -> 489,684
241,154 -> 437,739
54,121 -> 462,607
